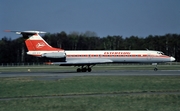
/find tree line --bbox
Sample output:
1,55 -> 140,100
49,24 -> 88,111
0,31 -> 180,63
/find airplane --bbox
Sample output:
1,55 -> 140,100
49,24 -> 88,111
7,30 -> 175,72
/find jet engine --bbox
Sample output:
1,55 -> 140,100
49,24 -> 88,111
41,52 -> 66,58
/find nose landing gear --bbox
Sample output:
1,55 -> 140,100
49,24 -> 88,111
152,63 -> 158,71
154,67 -> 158,71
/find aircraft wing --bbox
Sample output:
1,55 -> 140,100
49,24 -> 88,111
48,58 -> 113,66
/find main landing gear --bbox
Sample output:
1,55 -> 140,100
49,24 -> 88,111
76,65 -> 94,72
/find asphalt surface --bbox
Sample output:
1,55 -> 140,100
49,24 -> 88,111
0,70 -> 180,80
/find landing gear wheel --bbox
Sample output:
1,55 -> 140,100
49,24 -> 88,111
77,68 -> 81,72
154,68 -> 158,71
88,68 -> 92,72
82,68 -> 87,72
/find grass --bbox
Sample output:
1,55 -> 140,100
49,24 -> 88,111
0,95 -> 180,111
0,76 -> 180,98
0,76 -> 179,111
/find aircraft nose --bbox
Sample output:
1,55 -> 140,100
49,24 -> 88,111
170,57 -> 175,61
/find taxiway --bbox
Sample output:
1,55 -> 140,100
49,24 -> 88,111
0,70 -> 180,78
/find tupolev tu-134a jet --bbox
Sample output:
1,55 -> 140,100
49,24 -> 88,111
7,30 -> 175,72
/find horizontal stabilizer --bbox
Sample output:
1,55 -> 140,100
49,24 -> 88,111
5,30 -> 46,34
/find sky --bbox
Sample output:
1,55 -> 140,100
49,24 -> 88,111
1,0 -> 180,39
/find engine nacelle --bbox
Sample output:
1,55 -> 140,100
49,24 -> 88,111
41,52 -> 66,58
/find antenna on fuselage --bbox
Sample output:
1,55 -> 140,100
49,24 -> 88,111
145,48 -> 149,51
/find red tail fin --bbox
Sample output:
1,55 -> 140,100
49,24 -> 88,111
25,33 -> 62,51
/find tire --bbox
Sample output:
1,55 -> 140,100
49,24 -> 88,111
77,68 -> 81,72
82,68 -> 87,72
88,68 -> 92,72
154,68 -> 158,71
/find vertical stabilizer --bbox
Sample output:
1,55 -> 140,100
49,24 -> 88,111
25,33 -> 62,51
7,30 -> 63,51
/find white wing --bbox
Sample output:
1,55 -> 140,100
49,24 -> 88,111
49,58 -> 113,66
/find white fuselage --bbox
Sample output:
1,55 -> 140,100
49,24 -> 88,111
64,50 -> 173,63
27,50 -> 175,63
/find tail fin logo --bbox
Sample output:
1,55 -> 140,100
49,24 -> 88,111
36,42 -> 45,48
